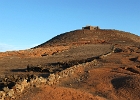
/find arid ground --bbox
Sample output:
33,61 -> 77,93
0,27 -> 140,100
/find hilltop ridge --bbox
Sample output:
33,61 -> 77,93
34,26 -> 140,48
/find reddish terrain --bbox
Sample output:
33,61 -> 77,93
0,27 -> 140,100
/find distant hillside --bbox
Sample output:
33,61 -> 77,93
34,27 -> 140,48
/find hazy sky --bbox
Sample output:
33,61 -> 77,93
0,0 -> 140,52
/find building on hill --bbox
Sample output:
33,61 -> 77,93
82,26 -> 100,30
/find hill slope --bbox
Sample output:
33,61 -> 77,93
34,28 -> 140,48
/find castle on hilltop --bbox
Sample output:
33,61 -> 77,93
82,26 -> 100,30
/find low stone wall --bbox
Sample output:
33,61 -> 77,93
0,46 -> 114,100
0,59 -> 99,100
0,75 -> 47,100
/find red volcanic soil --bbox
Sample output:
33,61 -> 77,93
0,27 -> 140,100
56,46 -> 140,100
17,85 -> 106,100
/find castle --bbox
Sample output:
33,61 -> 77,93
82,26 -> 100,30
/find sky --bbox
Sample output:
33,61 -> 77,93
0,0 -> 140,52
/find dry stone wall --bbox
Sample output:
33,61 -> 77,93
0,46 -> 115,100
0,59 -> 100,100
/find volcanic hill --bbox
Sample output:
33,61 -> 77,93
0,26 -> 140,100
35,26 -> 140,48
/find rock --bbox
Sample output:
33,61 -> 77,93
15,84 -> 23,93
47,74 -> 56,85
39,77 -> 47,83
3,87 -> 9,93
21,79 -> 29,88
113,48 -> 122,53
55,74 -> 61,80
129,57 -> 138,62
7,89 -> 14,97
0,91 -> 5,100
13,75 -> 18,80
48,74 -> 55,82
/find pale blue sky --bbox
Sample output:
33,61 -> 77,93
0,0 -> 140,51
